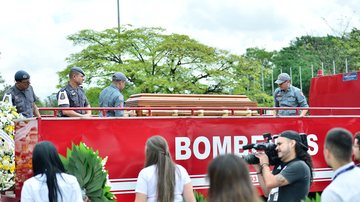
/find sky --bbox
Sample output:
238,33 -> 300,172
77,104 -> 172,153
1,0 -> 360,100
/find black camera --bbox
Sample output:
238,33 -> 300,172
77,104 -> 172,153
241,132 -> 309,165
241,133 -> 280,165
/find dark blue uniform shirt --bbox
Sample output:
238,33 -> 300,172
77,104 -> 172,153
4,85 -> 37,118
57,84 -> 89,116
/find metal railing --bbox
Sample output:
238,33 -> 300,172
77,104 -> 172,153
37,107 -> 360,117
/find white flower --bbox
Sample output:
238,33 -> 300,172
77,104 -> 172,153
2,159 -> 9,167
0,101 -> 16,191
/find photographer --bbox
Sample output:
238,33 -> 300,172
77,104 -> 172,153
254,130 -> 313,202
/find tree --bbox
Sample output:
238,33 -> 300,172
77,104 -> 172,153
271,35 -> 348,96
59,26 -> 268,106
244,48 -> 276,96
341,28 -> 360,70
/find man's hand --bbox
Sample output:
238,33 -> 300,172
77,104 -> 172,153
299,109 -> 308,117
255,152 -> 270,166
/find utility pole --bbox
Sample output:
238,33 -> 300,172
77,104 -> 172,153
117,0 -> 120,33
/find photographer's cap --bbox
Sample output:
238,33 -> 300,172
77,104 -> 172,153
71,67 -> 85,76
275,73 -> 291,84
279,130 -> 300,142
112,72 -> 130,84
15,70 -> 30,81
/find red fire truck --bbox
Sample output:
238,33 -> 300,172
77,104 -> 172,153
14,71 -> 360,201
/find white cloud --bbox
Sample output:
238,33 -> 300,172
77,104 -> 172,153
1,0 -> 360,100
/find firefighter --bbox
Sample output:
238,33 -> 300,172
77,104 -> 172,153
274,73 -> 308,116
3,70 -> 41,118
57,67 -> 91,117
99,72 -> 130,117
254,130 -> 313,202
322,128 -> 360,201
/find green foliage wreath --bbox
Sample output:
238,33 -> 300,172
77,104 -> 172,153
60,143 -> 116,202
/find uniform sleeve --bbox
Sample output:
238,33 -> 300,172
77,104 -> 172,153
3,88 -> 15,106
84,96 -> 89,107
273,89 -> 280,107
21,180 -> 34,202
294,89 -> 309,107
30,86 -> 37,103
114,94 -> 124,117
135,169 -> 148,195
57,90 -> 70,107
80,88 -> 90,107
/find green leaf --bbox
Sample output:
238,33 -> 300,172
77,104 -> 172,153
60,142 -> 116,201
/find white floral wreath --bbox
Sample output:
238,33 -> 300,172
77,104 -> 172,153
0,101 -> 21,191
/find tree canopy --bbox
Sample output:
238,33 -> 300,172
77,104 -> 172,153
55,26 -> 360,108
59,26 -> 271,107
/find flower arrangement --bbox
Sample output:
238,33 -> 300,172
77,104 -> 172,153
60,142 -> 116,202
0,101 -> 21,192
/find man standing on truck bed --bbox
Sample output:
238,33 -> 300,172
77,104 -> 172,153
274,73 -> 308,116
3,70 -> 41,118
57,67 -> 91,117
99,72 -> 130,117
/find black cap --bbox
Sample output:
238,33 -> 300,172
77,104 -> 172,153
279,130 -> 300,142
70,67 -> 85,76
15,70 -> 30,81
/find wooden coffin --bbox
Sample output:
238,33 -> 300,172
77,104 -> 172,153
125,93 -> 258,116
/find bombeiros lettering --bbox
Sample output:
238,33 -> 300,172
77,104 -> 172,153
175,134 -> 319,160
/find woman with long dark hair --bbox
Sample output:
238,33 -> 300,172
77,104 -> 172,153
21,141 -> 83,202
207,154 -> 262,202
135,135 -> 196,202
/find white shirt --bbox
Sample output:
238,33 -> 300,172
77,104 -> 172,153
321,162 -> 360,202
135,164 -> 191,202
21,173 -> 83,202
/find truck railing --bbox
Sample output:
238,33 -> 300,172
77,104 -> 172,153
38,107 -> 360,117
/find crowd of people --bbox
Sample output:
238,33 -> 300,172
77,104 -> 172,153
20,128 -> 360,202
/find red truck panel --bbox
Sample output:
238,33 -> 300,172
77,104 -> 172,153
27,116 -> 360,201
310,71 -> 360,115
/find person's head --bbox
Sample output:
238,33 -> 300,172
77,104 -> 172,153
353,132 -> 360,162
32,141 -> 65,202
275,73 -> 291,91
112,72 -> 130,91
69,66 -> 85,86
145,136 -> 175,202
207,154 -> 261,202
276,130 -> 300,162
324,128 -> 353,168
14,70 -> 31,90
277,130 -> 314,183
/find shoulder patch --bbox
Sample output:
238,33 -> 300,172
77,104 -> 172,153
58,90 -> 70,106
